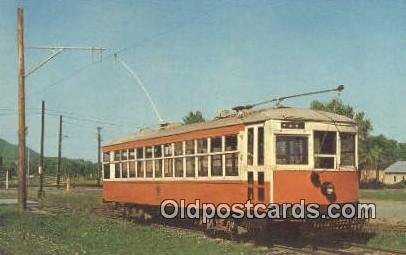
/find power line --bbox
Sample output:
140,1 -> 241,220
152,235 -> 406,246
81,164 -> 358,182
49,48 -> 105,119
114,1 -> 227,55
27,1 -> 229,98
0,106 -> 138,128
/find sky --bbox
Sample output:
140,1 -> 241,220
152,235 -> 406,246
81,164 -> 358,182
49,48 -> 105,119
0,0 -> 405,161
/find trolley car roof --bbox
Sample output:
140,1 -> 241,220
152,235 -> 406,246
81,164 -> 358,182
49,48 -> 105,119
104,107 -> 355,146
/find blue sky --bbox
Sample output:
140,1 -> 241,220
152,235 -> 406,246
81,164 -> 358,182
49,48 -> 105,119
0,0 -> 405,161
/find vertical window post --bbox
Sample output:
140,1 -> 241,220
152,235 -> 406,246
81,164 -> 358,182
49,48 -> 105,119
257,127 -> 264,166
222,136 -> 225,177
208,137 -> 211,177
183,141 -> 186,177
194,139 -> 198,178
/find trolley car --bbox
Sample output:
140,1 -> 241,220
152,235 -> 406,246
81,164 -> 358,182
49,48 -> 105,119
102,102 -> 359,231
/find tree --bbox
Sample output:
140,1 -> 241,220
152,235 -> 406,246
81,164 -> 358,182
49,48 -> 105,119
182,111 -> 205,125
310,99 -> 404,177
310,98 -> 372,140
397,143 -> 406,160
359,140 -> 382,182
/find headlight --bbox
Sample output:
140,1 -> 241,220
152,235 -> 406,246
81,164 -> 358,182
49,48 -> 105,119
321,182 -> 335,197
325,184 -> 335,195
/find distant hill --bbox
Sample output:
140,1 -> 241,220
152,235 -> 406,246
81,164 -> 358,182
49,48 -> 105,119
0,138 -> 39,167
0,138 -> 96,178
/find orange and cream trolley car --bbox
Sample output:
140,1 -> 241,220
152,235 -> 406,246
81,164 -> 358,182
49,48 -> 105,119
102,100 -> 359,231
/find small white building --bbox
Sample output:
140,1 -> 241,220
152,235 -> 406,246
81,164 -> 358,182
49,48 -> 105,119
384,161 -> 406,184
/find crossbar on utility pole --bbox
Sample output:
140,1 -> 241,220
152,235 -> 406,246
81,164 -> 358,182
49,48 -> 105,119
17,8 -> 27,211
25,48 -> 64,78
24,46 -> 106,78
26,46 -> 106,51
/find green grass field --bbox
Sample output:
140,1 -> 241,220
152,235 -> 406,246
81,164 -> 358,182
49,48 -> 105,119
0,189 -> 268,255
0,188 -> 405,254
359,188 -> 406,201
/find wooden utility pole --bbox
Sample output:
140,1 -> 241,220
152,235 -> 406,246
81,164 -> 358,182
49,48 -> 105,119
17,8 -> 27,210
56,115 -> 62,188
38,100 -> 45,198
97,127 -> 102,186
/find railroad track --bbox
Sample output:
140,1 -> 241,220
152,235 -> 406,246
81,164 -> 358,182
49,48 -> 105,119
36,204 -> 406,255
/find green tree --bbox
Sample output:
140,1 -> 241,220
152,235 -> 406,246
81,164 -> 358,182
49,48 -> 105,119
310,99 -> 404,176
397,143 -> 406,160
310,98 -> 372,140
182,111 -> 205,125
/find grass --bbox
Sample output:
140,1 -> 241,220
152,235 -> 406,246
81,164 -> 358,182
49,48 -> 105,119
359,188 -> 406,201
366,231 -> 406,252
0,206 -> 269,255
0,188 -> 405,254
1,176 -> 100,189
0,189 -> 267,255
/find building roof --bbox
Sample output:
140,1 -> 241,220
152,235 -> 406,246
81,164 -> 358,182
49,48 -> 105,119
385,161 -> 406,173
104,107 -> 355,146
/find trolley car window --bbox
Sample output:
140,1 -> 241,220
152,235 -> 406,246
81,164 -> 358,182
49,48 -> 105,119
211,136 -> 222,153
211,154 -> 223,176
164,158 -> 173,177
185,140 -> 195,155
247,128 -> 254,165
314,131 -> 336,169
315,157 -> 335,169
164,144 -> 172,157
114,151 -> 120,161
225,135 -> 237,151
136,148 -> 144,159
186,157 -> 195,177
145,160 -> 153,177
103,152 -> 110,162
129,149 -> 135,160
276,136 -> 308,164
155,159 -> 162,178
258,172 -> 264,185
198,156 -> 208,176
121,150 -> 128,160
197,138 -> 208,154
174,142 -> 183,156
225,153 -> 238,176
314,131 -> 336,154
115,163 -> 120,178
258,172 -> 265,201
340,133 -> 355,166
121,162 -> 128,178
145,146 -> 153,159
103,164 -> 110,179
137,161 -> 144,178
154,145 -> 162,158
175,158 -> 183,177
258,127 -> 264,165
129,161 -> 135,178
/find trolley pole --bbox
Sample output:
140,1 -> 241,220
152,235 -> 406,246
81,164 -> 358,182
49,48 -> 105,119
56,115 -> 62,188
97,127 -> 102,186
38,100 -> 45,198
17,8 -> 27,210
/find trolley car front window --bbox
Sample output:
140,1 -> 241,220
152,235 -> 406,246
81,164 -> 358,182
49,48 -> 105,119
276,136 -> 308,165
340,133 -> 356,166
